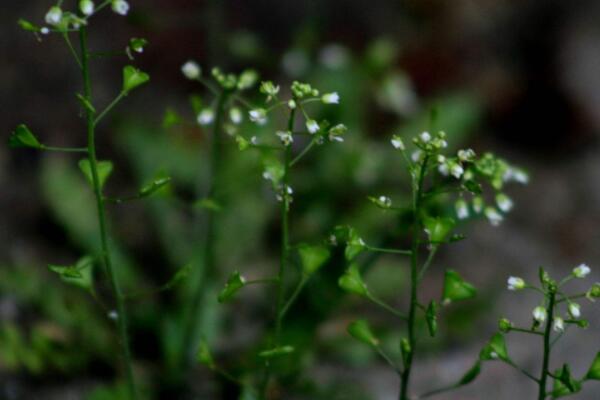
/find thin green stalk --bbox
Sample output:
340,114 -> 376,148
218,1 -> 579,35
182,89 -> 230,365
79,27 -> 137,399
400,156 -> 428,400
366,245 -> 412,256
366,293 -> 407,320
94,91 -> 126,126
40,145 -> 88,153
280,276 -> 308,319
538,289 -> 556,400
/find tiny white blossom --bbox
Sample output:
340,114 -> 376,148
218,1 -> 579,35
553,317 -> 564,332
322,92 -> 340,104
262,171 -> 274,181
108,310 -> 119,320
458,148 -> 476,162
276,130 -> 293,146
40,27 -> 50,35
306,119 -> 319,134
496,193 -> 513,213
455,199 -> 469,220
573,264 -> 591,278
568,303 -> 581,319
490,352 -> 499,359
197,109 -> 214,125
504,168 -> 529,184
411,150 -> 422,162
229,107 -> 243,124
181,60 -> 201,80
288,99 -> 297,109
472,197 -> 484,214
112,0 -> 130,16
79,0 -> 95,16
249,109 -> 267,125
485,207 -> 503,226
419,131 -> 432,143
391,135 -> 405,150
437,155 -> 446,163
378,196 -> 392,207
507,276 -> 525,291
45,6 -> 63,26
450,164 -> 464,179
250,136 -> 259,145
533,306 -> 547,323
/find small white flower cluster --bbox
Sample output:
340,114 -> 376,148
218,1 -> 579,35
328,124 -> 347,142
275,184 -> 294,203
249,108 -> 267,125
41,1 -> 128,35
276,130 -> 293,146
573,263 -> 590,278
260,81 -> 280,102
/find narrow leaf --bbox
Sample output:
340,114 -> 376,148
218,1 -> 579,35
139,176 -> 171,197
458,361 -> 481,385
76,93 -> 96,113
196,338 -> 215,368
258,345 -> 294,358
425,300 -> 438,337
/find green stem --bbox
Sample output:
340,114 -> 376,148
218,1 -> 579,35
94,91 -> 127,126
367,293 -> 407,320
400,156 -> 428,400
40,145 -> 88,153
538,289 -> 556,400
182,89 -> 230,365
289,136 -> 317,167
280,276 -> 308,319
366,245 -> 412,256
79,27 -> 137,400
62,32 -> 82,69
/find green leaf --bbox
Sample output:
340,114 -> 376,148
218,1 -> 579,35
9,124 -> 42,149
553,365 -> 582,397
163,263 -> 192,291
347,320 -> 379,346
480,333 -> 508,361
338,264 -> 369,297
298,244 -> 330,276
48,256 -> 94,292
585,352 -> 600,380
442,269 -> 476,303
236,135 -> 249,151
196,338 -> 215,368
139,176 -> 171,197
424,217 -> 455,243
462,179 -> 482,195
217,271 -> 246,303
458,361 -> 481,385
258,345 -> 294,358
122,65 -> 150,93
78,159 -> 114,190
345,228 -> 366,261
194,198 -> 222,212
162,108 -> 181,129
425,300 -> 437,337
76,93 -> 96,114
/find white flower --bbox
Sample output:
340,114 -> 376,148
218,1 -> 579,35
112,0 -> 130,15
507,276 -> 525,291
276,130 -> 293,146
108,310 -> 118,320
229,107 -> 242,124
458,148 -> 476,162
496,193 -> 513,213
181,60 -> 201,80
79,0 -> 95,16
40,27 -> 50,35
437,155 -> 446,163
391,135 -> 405,150
472,197 -> 484,214
249,109 -> 267,125
378,196 -> 392,207
419,131 -> 432,143
450,163 -> 464,179
288,99 -> 297,109
504,167 -> 529,184
322,92 -> 340,104
262,171 -> 274,181
306,119 -> 319,134
485,207 -> 503,226
197,109 -> 214,125
45,6 -> 63,25
568,303 -> 581,319
411,150 -> 422,162
533,306 -> 547,323
328,124 -> 346,142
573,264 -> 591,278
455,199 -> 469,220
260,81 -> 280,99
553,317 -> 564,332
250,136 -> 259,145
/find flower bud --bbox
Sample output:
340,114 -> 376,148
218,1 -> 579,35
498,317 -> 512,333
568,303 -> 581,319
533,306 -> 547,323
306,119 -> 319,134
45,6 -> 63,26
322,92 -> 340,104
455,199 -> 469,220
197,109 -> 214,126
390,135 -> 405,150
573,264 -> 591,278
553,317 -> 565,332
79,0 -> 95,16
496,193 -> 513,213
112,0 -> 130,16
507,276 -> 525,291
181,60 -> 201,80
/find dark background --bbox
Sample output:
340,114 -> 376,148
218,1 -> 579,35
1,1 -> 600,399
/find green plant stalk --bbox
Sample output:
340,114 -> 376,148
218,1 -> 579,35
400,157 -> 429,400
538,289 -> 556,400
182,89 -> 230,365
79,27 -> 137,399
262,107 -> 297,399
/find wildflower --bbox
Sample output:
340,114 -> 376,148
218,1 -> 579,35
276,185 -> 293,202
553,317 -> 564,332
262,171 -> 274,181
79,0 -> 95,16
533,306 -> 547,323
288,99 -> 297,109
419,131 -> 432,143
507,276 -> 525,291
450,162 -> 464,179
108,310 -> 118,320
306,119 -> 319,134
496,193 -> 513,213
411,150 -> 422,162
568,303 -> 581,319
391,135 -> 405,150
504,167 -> 529,184
328,124 -> 346,142
197,109 -> 214,125
458,148 -> 476,162
229,107 -> 242,125
485,207 -> 503,226
45,6 -> 63,26
181,61 -> 201,80
250,136 -> 259,145
276,130 -> 293,146
455,199 -> 469,220
378,196 -> 392,208
322,92 -> 340,104
112,0 -> 130,16
573,264 -> 591,278
260,81 -> 280,101
249,108 -> 267,125
472,197 -> 484,214
40,27 -> 50,35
